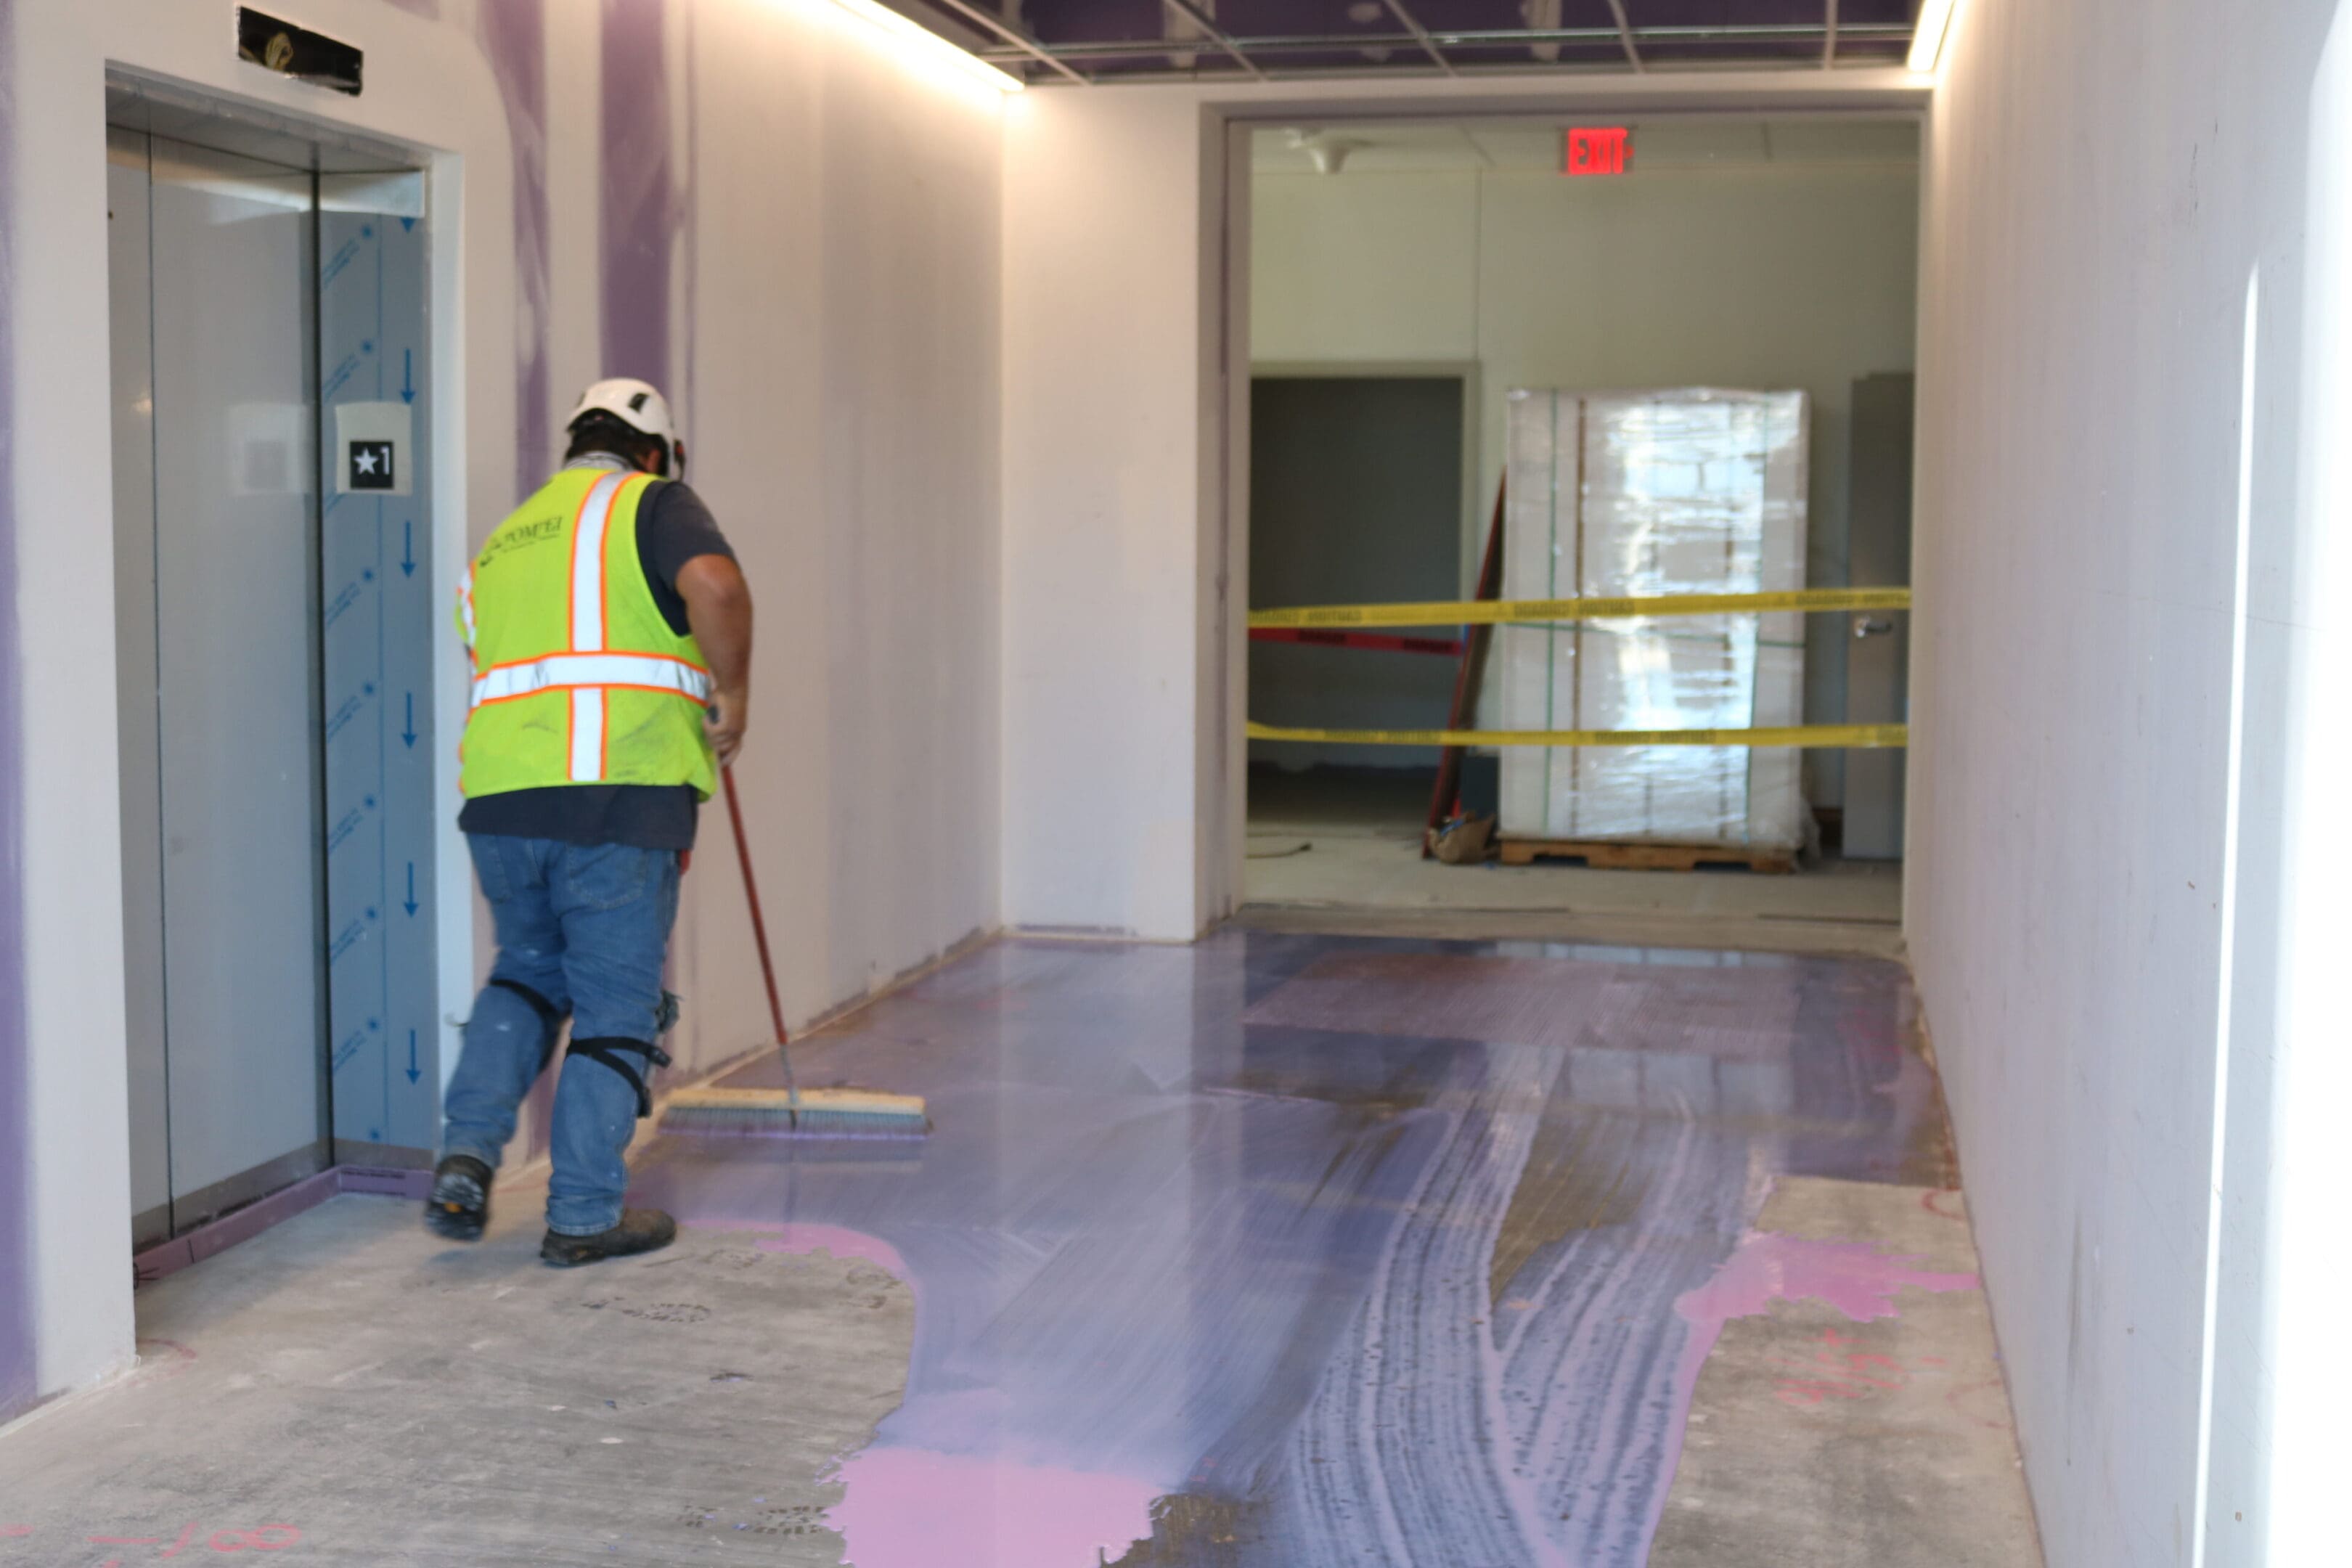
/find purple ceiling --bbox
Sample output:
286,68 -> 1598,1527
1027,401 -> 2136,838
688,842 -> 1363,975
931,0 -> 1922,82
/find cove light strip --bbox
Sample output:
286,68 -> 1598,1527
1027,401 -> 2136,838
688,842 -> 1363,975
827,0 -> 1026,94
1907,0 -> 1959,73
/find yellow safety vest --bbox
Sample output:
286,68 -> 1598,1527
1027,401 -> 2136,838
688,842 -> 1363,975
457,466 -> 716,799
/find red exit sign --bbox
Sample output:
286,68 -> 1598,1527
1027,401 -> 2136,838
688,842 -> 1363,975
1564,126 -> 1631,176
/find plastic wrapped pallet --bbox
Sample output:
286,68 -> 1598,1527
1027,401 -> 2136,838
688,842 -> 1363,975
1498,388 -> 1810,851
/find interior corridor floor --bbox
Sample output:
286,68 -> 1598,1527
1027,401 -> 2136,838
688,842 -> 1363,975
0,932 -> 2036,1567
1246,767 -> 1906,959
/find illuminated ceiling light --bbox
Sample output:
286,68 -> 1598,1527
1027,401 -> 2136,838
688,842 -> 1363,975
1907,0 -> 1959,73
825,0 -> 1026,94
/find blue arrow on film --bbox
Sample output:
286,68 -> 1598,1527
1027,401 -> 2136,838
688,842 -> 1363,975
401,349 -> 415,406
401,693 -> 417,748
406,1029 -> 421,1085
404,862 -> 418,918
401,520 -> 415,577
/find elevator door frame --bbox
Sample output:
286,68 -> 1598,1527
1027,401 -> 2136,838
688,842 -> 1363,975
105,78 -> 444,1247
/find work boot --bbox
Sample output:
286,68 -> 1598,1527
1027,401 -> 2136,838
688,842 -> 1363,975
424,1154 -> 494,1242
539,1209 -> 678,1268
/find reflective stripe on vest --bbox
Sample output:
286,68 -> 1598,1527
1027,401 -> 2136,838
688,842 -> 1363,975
564,473 -> 626,780
570,471 -> 624,653
471,652 -> 715,708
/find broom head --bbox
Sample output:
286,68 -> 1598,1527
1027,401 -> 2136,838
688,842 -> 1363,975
660,1085 -> 931,1140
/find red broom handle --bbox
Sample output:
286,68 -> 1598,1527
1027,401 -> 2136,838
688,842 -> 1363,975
720,764 -> 791,1048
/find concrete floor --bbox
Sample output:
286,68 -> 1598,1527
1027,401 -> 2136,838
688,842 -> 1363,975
1246,767 -> 1906,960
0,1191 -> 912,1565
1654,1179 -> 2037,1566
0,931 -> 2034,1567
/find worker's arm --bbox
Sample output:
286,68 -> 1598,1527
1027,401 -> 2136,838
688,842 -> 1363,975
677,553 -> 753,767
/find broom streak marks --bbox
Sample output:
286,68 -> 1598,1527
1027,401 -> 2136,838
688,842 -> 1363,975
638,936 -> 1962,1567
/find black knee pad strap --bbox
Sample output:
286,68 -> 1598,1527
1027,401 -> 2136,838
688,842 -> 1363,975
566,1035 -> 674,1119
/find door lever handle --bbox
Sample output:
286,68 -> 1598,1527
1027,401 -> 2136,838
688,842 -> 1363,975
1852,616 -> 1895,639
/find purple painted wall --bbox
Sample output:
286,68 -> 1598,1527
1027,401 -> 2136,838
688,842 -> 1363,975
0,0 -> 36,1428
478,0 -> 552,486
600,0 -> 681,392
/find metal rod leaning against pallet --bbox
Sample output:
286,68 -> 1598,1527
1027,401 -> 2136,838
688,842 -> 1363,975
1422,479 -> 1508,856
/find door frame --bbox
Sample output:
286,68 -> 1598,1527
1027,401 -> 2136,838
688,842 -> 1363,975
99,71 -> 466,1244
15,5 -> 510,1403
1209,105 -> 1934,918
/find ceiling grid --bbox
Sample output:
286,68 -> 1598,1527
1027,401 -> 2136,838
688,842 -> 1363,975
918,1 -> 1923,84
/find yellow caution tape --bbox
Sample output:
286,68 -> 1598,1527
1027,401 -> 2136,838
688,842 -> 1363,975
1247,722 -> 1909,749
1249,586 -> 1911,630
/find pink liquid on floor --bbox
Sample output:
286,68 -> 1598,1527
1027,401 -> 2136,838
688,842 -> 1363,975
1677,1230 -> 1980,1330
1644,1230 -> 1982,1551
825,1447 -> 1160,1568
753,1225 -> 1161,1566
755,1224 -> 913,1283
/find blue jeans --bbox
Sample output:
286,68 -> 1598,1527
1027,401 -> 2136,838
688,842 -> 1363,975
441,836 -> 682,1236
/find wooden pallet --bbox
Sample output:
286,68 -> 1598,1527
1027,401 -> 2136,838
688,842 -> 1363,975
1495,837 -> 1797,875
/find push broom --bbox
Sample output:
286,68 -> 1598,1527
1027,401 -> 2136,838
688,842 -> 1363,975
658,764 -> 931,1139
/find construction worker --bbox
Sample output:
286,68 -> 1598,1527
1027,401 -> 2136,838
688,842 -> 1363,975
425,379 -> 752,1266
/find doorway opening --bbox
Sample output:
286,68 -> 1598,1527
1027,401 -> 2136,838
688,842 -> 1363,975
1246,371 -> 1476,889
106,80 -> 441,1249
1238,114 -> 1919,948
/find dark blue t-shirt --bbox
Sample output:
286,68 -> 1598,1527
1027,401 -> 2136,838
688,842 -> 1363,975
457,467 -> 735,851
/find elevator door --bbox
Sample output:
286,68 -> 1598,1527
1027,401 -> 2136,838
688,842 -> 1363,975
110,129 -> 329,1243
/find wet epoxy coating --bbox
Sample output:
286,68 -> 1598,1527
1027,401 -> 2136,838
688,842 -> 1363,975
632,932 -> 1962,1567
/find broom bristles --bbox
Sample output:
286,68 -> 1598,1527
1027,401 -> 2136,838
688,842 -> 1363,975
658,1086 -> 931,1140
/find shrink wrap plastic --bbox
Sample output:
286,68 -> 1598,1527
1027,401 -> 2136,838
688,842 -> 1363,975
1498,388 -> 1810,849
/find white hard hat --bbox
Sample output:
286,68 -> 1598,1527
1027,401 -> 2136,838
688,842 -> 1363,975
567,377 -> 685,473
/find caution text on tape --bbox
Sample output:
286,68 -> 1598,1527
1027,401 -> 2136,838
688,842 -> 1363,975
1249,586 -> 1911,631
1246,722 -> 1909,749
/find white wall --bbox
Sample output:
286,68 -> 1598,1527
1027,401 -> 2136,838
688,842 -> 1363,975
1251,144 -> 1920,800
661,0 -> 1003,1083
1000,88 -> 1221,938
1911,0 -> 2350,1561
1000,71 -> 1926,939
6,0 -> 1001,1413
